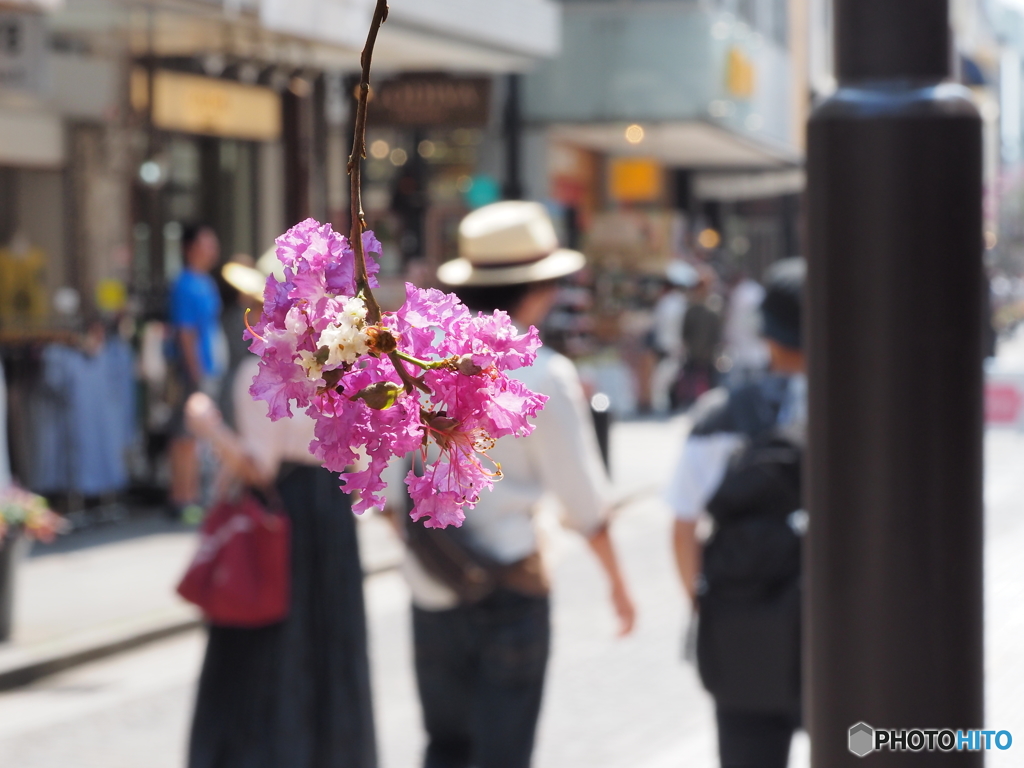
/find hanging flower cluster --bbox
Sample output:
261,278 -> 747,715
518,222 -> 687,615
246,219 -> 547,528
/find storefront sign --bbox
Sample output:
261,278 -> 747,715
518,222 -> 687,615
0,11 -> 46,95
0,109 -> 63,166
370,75 -> 491,127
725,47 -> 756,99
150,71 -> 281,142
608,157 -> 662,203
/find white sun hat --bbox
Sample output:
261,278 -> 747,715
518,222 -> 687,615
437,201 -> 586,287
222,246 -> 285,302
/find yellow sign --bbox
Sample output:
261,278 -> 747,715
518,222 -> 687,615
726,47 -> 756,99
148,70 -> 281,142
608,158 -> 662,203
95,278 -> 127,313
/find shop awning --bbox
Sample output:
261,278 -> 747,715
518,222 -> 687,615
54,0 -> 560,74
259,0 -> 560,71
547,120 -> 799,169
525,2 -> 802,168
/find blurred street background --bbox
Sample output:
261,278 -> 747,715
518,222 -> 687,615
3,0 -> 1024,765
1,325 -> 1024,767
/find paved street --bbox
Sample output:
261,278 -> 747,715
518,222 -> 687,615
0,410 -> 1022,767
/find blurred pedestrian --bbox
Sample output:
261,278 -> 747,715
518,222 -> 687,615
649,261 -> 699,414
183,252 -> 376,768
674,266 -> 723,409
721,270 -> 769,385
668,258 -> 806,768
396,201 -> 635,768
168,224 -> 225,521
217,253 -> 259,428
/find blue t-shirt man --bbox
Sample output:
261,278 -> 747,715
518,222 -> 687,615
171,268 -> 223,380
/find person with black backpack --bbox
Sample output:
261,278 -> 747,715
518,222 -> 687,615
667,258 -> 806,768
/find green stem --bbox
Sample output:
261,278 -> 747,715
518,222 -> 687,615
394,351 -> 448,370
389,351 -> 433,394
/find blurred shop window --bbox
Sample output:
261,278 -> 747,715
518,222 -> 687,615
0,167 -> 14,243
0,231 -> 47,327
363,73 -> 490,277
706,0 -> 789,48
0,166 -> 68,329
168,138 -> 201,223
770,0 -> 788,46
171,138 -> 201,187
164,221 -> 183,281
737,0 -> 757,27
363,124 -> 485,276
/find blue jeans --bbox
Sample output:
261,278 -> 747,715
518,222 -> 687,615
413,589 -> 550,768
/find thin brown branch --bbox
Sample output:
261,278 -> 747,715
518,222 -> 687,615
349,0 -> 389,325
390,351 -> 432,394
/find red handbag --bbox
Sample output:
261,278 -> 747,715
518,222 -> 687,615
176,493 -> 291,628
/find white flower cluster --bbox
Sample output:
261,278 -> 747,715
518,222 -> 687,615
284,296 -> 372,382
319,296 -> 371,367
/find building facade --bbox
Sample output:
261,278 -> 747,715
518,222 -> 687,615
0,0 -> 561,502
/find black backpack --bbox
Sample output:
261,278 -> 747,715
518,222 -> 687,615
702,431 -> 802,602
695,418 -> 804,717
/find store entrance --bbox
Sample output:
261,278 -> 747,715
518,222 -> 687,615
133,134 -> 259,310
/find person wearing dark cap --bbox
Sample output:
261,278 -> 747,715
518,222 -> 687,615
666,257 -> 806,768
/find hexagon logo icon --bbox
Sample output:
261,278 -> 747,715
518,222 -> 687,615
849,722 -> 875,757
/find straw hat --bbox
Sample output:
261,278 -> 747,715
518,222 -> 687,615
437,201 -> 586,287
221,247 -> 285,302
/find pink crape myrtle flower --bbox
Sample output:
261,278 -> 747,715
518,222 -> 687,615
245,219 -> 547,527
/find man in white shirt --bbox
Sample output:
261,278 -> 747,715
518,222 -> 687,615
397,201 -> 635,768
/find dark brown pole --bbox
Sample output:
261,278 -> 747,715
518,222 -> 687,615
806,1 -> 984,765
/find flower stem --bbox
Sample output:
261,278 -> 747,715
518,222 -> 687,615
390,351 -> 432,394
394,351 -> 448,370
348,0 -> 389,326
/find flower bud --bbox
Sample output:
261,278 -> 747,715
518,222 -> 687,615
366,326 -> 399,355
454,355 -> 482,376
351,381 -> 403,410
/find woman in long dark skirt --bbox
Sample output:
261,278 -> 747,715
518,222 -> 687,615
184,354 -> 377,768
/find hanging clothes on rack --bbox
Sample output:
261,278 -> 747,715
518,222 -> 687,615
30,338 -> 136,496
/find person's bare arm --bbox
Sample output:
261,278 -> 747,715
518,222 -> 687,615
179,327 -> 204,385
587,524 -> 636,636
673,518 -> 700,609
185,392 -> 271,487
